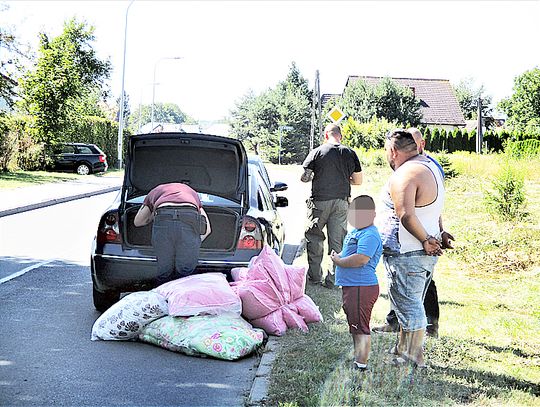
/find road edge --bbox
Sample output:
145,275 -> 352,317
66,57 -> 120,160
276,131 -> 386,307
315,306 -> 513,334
247,336 -> 279,406
0,186 -> 121,218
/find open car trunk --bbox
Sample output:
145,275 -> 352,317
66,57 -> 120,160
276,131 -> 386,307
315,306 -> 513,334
123,205 -> 241,252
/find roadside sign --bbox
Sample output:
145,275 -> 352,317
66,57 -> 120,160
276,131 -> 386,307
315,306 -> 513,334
327,106 -> 345,124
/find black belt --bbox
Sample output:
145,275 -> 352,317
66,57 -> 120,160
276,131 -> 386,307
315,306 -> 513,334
155,206 -> 199,216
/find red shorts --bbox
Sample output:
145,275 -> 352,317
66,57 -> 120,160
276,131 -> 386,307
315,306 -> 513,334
342,285 -> 380,335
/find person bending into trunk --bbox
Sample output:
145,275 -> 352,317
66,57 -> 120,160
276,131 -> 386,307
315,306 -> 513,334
134,182 -> 211,285
330,195 -> 382,371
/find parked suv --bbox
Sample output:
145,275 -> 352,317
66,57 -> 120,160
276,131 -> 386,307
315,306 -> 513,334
91,132 -> 288,311
50,143 -> 108,175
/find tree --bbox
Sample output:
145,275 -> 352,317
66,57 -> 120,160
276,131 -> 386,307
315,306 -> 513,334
328,77 -> 422,127
498,67 -> 540,132
115,91 -> 131,123
229,62 -> 312,163
453,78 -> 492,120
0,4 -> 29,109
19,18 -> 111,152
128,102 -> 191,133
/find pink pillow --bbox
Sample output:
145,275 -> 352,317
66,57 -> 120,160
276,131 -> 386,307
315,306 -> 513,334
154,273 -> 241,317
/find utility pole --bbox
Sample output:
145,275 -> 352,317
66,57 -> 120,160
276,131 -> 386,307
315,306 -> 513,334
309,70 -> 321,150
117,0 -> 135,170
476,97 -> 483,154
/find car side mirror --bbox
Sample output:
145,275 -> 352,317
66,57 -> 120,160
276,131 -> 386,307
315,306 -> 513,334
271,181 -> 288,192
275,196 -> 288,207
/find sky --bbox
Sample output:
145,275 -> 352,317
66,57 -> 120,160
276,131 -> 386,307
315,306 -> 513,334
2,0 -> 539,121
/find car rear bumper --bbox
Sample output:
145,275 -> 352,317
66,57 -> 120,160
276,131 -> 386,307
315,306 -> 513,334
91,253 -> 252,292
93,162 -> 108,173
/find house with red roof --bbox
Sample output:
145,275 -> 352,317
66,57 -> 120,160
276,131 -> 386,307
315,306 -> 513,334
323,76 -> 466,131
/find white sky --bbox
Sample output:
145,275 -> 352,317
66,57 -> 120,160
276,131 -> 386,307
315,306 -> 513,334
2,0 -> 539,121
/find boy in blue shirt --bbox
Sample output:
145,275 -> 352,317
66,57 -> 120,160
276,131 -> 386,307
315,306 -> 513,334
331,195 -> 383,371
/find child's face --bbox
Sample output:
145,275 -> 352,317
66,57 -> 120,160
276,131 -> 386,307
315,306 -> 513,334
348,208 -> 376,229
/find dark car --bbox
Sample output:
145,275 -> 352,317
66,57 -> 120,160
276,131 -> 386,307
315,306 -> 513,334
51,143 -> 108,175
91,133 -> 288,311
248,155 -> 288,206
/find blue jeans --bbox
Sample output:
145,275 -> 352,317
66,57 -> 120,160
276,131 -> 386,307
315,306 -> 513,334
383,251 -> 438,332
152,208 -> 202,285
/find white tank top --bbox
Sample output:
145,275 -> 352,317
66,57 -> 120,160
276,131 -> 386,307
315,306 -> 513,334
398,158 -> 445,253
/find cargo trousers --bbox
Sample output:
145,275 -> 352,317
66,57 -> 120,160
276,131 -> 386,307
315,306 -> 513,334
304,198 -> 349,286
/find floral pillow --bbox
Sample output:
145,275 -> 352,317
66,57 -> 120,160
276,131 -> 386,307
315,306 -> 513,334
91,291 -> 168,341
139,313 -> 265,360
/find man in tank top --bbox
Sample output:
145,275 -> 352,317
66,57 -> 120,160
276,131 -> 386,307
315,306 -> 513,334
380,129 -> 446,369
373,128 -> 454,338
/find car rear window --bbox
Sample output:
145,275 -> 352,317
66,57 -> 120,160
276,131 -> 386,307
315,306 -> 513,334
77,145 -> 95,154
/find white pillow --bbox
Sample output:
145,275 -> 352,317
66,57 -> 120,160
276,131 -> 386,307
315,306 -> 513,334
91,291 -> 168,341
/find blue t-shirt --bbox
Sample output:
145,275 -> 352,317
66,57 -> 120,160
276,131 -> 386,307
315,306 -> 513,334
335,225 -> 383,287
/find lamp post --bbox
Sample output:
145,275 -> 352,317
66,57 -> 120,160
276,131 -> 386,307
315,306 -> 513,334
278,125 -> 293,165
116,0 -> 135,170
151,56 -> 182,132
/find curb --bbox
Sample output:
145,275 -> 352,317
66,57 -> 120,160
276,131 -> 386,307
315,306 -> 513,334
248,336 -> 279,406
0,186 -> 121,218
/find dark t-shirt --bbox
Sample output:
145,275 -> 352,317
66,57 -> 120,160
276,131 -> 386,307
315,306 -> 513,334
302,142 -> 362,201
143,183 -> 201,212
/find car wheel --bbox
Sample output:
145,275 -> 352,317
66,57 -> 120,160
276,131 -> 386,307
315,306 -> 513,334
93,287 -> 120,312
76,163 -> 91,175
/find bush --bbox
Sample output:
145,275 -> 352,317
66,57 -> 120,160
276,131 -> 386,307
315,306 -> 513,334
17,132 -> 44,170
342,116 -> 398,149
68,116 -> 129,168
506,139 -> 540,158
484,164 -> 527,221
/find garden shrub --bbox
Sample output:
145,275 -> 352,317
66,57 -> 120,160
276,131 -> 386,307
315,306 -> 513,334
484,163 -> 527,221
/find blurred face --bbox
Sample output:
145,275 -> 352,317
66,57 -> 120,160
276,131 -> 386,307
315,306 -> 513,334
348,208 -> 376,229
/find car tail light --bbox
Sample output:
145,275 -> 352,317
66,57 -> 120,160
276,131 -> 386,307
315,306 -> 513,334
97,211 -> 122,244
237,216 -> 263,250
99,155 -> 106,163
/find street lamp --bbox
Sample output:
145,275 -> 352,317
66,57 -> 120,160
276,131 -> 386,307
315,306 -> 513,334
151,56 -> 182,131
278,125 -> 293,165
117,0 -> 135,170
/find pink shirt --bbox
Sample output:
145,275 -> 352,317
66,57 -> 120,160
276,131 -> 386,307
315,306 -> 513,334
143,183 -> 201,212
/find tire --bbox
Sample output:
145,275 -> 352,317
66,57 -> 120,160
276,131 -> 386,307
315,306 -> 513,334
93,286 -> 120,312
76,163 -> 91,175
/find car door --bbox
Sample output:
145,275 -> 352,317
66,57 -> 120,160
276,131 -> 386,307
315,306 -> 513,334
255,172 -> 285,251
55,144 -> 77,171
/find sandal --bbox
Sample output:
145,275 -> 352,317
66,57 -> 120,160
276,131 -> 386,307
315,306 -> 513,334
392,353 -> 429,370
353,361 -> 368,371
388,345 -> 401,356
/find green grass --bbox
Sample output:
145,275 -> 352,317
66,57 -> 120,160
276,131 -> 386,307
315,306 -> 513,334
0,169 -> 123,189
266,152 -> 540,406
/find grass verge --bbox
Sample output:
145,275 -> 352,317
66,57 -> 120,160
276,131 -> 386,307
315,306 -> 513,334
0,169 -> 123,189
266,152 -> 540,406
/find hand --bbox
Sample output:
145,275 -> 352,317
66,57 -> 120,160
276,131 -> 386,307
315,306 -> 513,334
441,231 -> 455,249
330,249 -> 340,264
422,236 -> 443,256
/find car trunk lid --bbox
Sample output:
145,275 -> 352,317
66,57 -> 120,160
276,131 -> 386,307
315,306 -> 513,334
124,133 -> 248,204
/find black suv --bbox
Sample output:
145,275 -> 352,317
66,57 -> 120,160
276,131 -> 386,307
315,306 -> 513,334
51,143 -> 108,175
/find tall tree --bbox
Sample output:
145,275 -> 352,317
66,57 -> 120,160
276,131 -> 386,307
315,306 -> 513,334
498,67 -> 540,132
329,77 -> 422,126
229,62 -> 312,163
453,78 -> 492,120
19,18 -> 111,151
0,4 -> 28,109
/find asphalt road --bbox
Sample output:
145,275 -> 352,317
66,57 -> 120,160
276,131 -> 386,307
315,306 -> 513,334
0,192 -> 259,406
